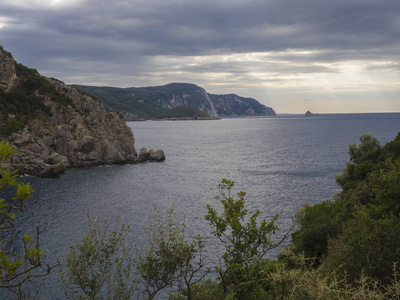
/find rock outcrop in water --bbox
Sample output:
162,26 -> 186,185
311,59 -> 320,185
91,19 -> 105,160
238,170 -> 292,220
0,46 -> 164,177
305,110 -> 319,116
138,147 -> 165,162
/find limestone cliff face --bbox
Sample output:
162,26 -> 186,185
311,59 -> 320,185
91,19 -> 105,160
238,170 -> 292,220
75,83 -> 276,119
0,47 -> 164,177
137,83 -> 275,117
158,84 -> 218,117
209,94 -> 276,116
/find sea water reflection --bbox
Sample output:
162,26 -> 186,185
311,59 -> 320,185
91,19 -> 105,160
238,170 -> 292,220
12,113 -> 400,298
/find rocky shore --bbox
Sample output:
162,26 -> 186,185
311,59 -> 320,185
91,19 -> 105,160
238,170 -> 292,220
0,47 -> 165,177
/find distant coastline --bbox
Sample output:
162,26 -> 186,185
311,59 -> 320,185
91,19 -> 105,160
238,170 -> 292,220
151,116 -> 221,121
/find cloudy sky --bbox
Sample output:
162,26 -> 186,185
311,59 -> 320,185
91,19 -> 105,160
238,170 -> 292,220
1,0 -> 399,113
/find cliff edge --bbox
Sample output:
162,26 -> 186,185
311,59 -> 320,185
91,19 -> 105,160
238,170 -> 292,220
0,46 -> 164,177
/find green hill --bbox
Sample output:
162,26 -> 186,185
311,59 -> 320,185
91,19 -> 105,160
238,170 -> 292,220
154,106 -> 210,119
74,83 -> 276,120
71,85 -> 163,119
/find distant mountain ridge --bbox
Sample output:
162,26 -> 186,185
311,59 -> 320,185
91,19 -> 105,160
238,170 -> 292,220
74,83 -> 276,119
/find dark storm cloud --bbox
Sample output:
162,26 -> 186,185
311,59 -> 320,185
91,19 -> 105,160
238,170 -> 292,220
3,0 -> 400,59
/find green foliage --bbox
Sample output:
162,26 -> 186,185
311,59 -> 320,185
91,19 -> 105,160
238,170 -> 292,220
74,82 -> 272,120
367,158 -> 400,214
109,110 -> 125,119
291,132 -> 400,286
322,207 -> 400,285
0,119 -> 24,136
0,87 -> 51,136
0,45 -> 13,58
320,158 -> 400,284
73,85 -> 163,119
383,132 -> 400,160
291,199 -> 345,263
0,140 -> 17,161
336,133 -> 383,191
59,211 -> 137,300
266,247 -> 400,299
15,62 -> 39,77
205,179 -> 282,298
56,169 -> 400,298
0,141 -> 53,298
154,106 -> 210,119
0,62 -> 74,136
169,278 -> 224,300
136,204 -> 206,300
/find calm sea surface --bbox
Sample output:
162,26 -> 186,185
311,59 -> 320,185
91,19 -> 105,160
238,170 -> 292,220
7,113 -> 400,298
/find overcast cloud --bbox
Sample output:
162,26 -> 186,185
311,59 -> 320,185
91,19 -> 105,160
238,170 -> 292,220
1,0 -> 400,113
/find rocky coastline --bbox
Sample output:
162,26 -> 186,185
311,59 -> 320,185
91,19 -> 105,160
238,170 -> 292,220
0,47 -> 165,177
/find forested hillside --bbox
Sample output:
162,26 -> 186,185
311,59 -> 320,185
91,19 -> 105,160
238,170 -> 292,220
74,83 -> 276,119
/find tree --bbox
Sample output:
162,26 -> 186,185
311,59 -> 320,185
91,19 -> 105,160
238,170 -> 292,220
0,141 -> 54,299
291,199 -> 344,264
336,133 -> 382,191
58,212 -> 137,299
291,133 -> 400,285
205,178 -> 293,299
136,204 -> 207,300
322,206 -> 400,285
321,158 -> 400,284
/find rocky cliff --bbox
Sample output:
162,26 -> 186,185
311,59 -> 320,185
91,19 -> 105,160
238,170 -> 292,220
0,46 -> 164,177
209,94 -> 275,117
154,84 -> 219,117
74,83 -> 276,119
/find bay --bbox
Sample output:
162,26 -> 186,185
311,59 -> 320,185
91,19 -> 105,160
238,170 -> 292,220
7,113 -> 400,298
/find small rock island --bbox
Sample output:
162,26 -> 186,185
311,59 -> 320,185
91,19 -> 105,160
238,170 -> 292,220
305,110 -> 319,116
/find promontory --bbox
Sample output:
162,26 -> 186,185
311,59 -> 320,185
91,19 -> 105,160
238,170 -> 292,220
0,46 -> 164,177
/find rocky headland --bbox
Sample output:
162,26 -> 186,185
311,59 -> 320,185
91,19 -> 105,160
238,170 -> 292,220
74,83 -> 276,120
0,46 -> 164,177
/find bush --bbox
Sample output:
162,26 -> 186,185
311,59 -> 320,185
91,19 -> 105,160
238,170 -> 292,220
291,132 -> 400,286
0,141 -> 54,298
58,212 -> 137,299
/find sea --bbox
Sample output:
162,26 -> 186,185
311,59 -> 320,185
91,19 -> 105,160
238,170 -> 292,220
5,113 -> 400,299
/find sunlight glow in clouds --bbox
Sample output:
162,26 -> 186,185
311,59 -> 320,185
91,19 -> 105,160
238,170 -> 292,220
4,0 -> 85,8
1,0 -> 399,113
149,51 -> 397,91
55,49 -> 399,114
0,17 -> 12,30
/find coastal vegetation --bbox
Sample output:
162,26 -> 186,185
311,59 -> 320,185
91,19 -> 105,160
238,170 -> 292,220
72,85 -> 163,119
0,141 -> 56,298
0,63 -> 72,137
1,132 -> 400,299
58,212 -> 137,299
74,83 -> 275,120
154,106 -> 210,119
291,133 -> 400,284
